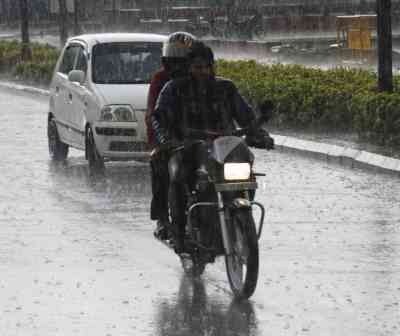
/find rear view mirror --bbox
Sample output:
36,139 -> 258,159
68,70 -> 85,85
258,99 -> 274,122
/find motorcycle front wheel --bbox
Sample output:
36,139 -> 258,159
225,208 -> 259,299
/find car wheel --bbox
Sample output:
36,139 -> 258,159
86,126 -> 105,172
48,117 -> 69,161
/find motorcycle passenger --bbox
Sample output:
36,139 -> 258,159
152,41 -> 274,254
146,32 -> 196,240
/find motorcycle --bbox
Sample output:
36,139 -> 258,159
155,105 -> 272,299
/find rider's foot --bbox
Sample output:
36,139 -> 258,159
179,252 -> 193,267
174,237 -> 186,254
154,219 -> 169,240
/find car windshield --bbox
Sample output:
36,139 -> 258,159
92,42 -> 162,84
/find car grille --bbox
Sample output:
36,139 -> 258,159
109,141 -> 150,152
95,127 -> 136,136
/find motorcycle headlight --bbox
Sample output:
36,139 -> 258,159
100,105 -> 137,122
224,163 -> 251,181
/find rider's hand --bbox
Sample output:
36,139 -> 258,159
246,129 -> 274,150
247,135 -> 274,150
160,139 -> 182,152
264,135 -> 274,150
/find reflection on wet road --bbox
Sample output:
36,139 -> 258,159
155,276 -> 259,336
0,87 -> 399,335
48,158 -> 152,230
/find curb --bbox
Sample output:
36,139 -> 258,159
0,81 -> 50,97
272,134 -> 400,175
1,81 -> 399,176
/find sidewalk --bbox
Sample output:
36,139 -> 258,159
0,79 -> 399,176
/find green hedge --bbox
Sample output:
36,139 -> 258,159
216,60 -> 400,147
1,41 -> 400,147
0,40 -> 59,85
352,93 -> 400,147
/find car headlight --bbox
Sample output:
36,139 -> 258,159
224,163 -> 251,181
100,105 -> 137,122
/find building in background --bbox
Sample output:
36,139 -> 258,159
2,0 -> 400,37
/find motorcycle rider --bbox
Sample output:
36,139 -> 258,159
146,32 -> 196,240
152,41 -> 274,253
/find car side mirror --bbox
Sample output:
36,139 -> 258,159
258,99 -> 274,122
68,70 -> 85,85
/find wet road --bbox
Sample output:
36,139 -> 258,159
0,87 -> 399,336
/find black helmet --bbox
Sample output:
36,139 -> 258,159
187,41 -> 214,66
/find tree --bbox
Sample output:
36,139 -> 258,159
73,0 -> 81,35
112,0 -> 117,26
19,0 -> 31,60
59,0 -> 69,46
377,0 -> 393,92
1,0 -> 13,25
0,0 -> 7,24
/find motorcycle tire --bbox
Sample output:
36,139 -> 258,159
225,208 -> 259,299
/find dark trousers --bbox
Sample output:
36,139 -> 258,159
150,150 -> 170,222
168,141 -> 208,247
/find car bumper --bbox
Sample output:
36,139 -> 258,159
93,121 -> 151,159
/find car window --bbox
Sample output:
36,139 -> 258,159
92,42 -> 162,84
75,47 -> 88,74
59,45 -> 80,75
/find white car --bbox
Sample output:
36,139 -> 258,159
47,33 -> 167,170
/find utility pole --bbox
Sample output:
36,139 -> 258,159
19,0 -> 31,60
59,0 -> 69,46
377,0 -> 393,92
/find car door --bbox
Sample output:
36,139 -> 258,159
66,44 -> 89,149
53,44 -> 80,144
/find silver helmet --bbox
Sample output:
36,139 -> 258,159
162,32 -> 196,59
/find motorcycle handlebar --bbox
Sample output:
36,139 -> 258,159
160,115 -> 269,150
184,123 -> 255,139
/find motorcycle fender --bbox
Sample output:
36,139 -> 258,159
232,198 -> 252,209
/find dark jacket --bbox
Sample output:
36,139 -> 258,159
152,76 -> 256,145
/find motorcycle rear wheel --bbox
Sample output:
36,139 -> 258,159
225,208 -> 259,299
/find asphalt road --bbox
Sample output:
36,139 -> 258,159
0,87 -> 399,336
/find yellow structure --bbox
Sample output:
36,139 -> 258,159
336,15 -> 376,50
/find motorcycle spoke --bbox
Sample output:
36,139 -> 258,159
234,226 -> 249,263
